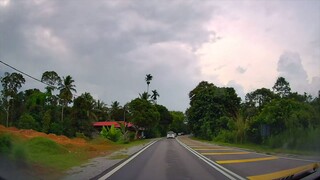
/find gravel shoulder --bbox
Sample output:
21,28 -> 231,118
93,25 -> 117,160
63,140 -> 157,180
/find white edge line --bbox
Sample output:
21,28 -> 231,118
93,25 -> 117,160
176,138 -> 246,180
98,140 -> 158,180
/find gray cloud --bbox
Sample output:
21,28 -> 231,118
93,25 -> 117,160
236,66 -> 246,74
277,51 -> 319,97
0,0 -> 218,111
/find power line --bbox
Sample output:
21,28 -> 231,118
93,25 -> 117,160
0,59 -> 54,88
0,59 -> 80,98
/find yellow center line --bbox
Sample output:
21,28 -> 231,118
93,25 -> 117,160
188,146 -> 212,148
194,148 -> 232,151
201,152 -> 250,155
216,156 -> 278,164
247,163 -> 320,180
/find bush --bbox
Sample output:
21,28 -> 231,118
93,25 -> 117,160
100,125 -> 122,142
75,132 -> 88,140
214,130 -> 236,143
0,133 -> 12,154
49,122 -> 64,135
266,127 -> 320,152
18,114 -> 38,130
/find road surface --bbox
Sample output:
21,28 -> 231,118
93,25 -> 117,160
94,136 -> 320,180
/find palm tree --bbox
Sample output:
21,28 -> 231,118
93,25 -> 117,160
110,101 -> 120,120
145,74 -> 153,94
59,75 -> 76,122
139,92 -> 150,101
94,100 -> 108,121
151,89 -> 160,104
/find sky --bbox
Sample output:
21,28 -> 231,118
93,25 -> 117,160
0,0 -> 319,111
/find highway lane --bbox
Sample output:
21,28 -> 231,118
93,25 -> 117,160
95,136 -> 320,180
178,136 -> 320,179
97,138 -> 231,180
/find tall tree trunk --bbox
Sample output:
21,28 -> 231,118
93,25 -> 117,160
61,105 -> 64,122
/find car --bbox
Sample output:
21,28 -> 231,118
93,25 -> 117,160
167,131 -> 175,139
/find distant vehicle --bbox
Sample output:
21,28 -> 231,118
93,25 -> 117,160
167,131 -> 175,139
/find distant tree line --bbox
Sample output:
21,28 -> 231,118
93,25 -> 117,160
186,77 -> 320,151
0,72 -> 188,139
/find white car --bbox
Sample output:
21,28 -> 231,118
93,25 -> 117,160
167,131 -> 175,139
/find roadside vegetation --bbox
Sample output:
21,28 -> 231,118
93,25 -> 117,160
0,71 -> 186,175
0,125 -> 151,178
0,72 -> 187,140
186,77 -> 320,155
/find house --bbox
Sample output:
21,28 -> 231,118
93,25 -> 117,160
93,121 -> 134,131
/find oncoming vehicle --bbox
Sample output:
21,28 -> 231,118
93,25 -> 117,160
167,131 -> 175,139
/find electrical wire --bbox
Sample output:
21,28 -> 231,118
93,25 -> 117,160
0,59 -> 55,88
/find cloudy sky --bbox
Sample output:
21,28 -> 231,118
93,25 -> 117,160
0,0 -> 319,111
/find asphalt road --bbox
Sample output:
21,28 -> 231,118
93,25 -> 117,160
98,138 -> 230,180
95,136 -> 320,180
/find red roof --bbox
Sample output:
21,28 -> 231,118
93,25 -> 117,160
93,121 -> 134,128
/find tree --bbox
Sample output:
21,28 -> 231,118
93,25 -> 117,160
139,92 -> 150,101
41,71 -> 61,94
151,90 -> 160,104
58,75 -> 76,122
18,113 -> 38,130
94,100 -> 109,121
110,101 -> 123,121
155,104 -> 172,136
0,72 -> 26,98
245,88 -> 275,111
145,74 -> 153,94
0,72 -> 25,127
186,81 -> 241,139
169,111 -> 187,134
72,92 -> 96,137
256,98 -> 316,136
127,98 -> 160,138
272,77 -> 291,98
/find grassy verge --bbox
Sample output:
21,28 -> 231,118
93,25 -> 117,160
0,132 -> 153,174
190,137 -> 320,157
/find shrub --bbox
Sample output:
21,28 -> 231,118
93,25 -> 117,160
0,133 -> 12,154
75,132 -> 88,140
266,127 -> 320,152
18,114 -> 38,130
214,130 -> 236,143
100,125 -> 122,142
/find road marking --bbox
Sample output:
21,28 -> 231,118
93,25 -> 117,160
176,138 -> 246,180
247,163 -> 320,180
202,152 -> 250,155
97,140 -> 158,180
188,145 -> 212,148
217,156 -> 278,164
195,148 -> 232,151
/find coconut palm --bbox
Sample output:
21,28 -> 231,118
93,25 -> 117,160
145,74 -> 153,94
59,75 -> 76,122
139,92 -> 150,101
151,89 -> 160,104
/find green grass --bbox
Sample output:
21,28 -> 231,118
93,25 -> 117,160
25,137 -> 87,170
191,137 -> 320,156
1,131 -> 155,173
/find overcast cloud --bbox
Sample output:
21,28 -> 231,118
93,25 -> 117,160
0,0 -> 319,111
